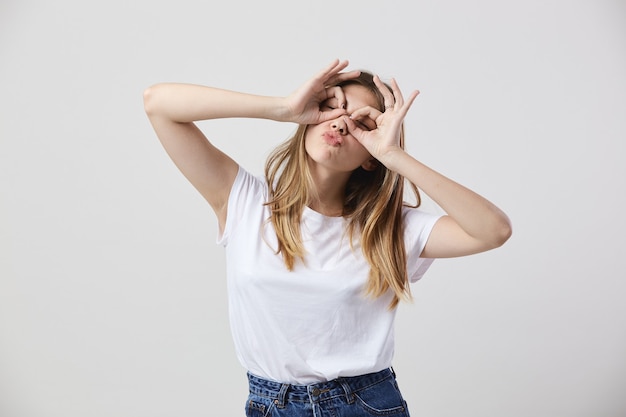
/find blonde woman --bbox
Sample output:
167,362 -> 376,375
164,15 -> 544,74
143,59 -> 511,417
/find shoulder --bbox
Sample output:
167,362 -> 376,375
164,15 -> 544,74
219,167 -> 268,245
401,206 -> 443,282
230,166 -> 268,202
401,205 -> 443,257
402,205 -> 442,229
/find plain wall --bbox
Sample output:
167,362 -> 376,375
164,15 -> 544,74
1,1 -> 625,416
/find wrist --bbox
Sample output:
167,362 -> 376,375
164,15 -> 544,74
268,96 -> 302,123
376,147 -> 407,171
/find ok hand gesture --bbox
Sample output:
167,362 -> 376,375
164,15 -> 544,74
281,59 -> 360,125
344,76 -> 419,169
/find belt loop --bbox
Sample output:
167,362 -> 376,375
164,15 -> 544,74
275,383 -> 289,408
339,379 -> 355,404
390,366 -> 397,378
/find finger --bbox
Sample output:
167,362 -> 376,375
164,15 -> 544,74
348,107 -> 380,132
404,89 -> 420,112
317,106 -> 348,124
343,116 -> 364,139
373,75 -> 395,111
318,59 -> 350,82
325,86 -> 347,110
393,89 -> 419,120
380,77 -> 420,116
390,78 -> 412,110
318,109 -> 347,123
317,86 -> 348,123
389,78 -> 405,108
350,106 -> 383,123
327,69 -> 361,86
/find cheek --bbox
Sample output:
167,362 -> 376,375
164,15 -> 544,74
348,137 -> 372,159
303,132 -> 314,154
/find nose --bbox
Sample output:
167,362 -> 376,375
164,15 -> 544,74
331,118 -> 347,135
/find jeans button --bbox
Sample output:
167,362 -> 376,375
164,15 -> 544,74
311,388 -> 320,396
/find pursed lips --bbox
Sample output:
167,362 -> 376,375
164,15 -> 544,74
323,131 -> 342,146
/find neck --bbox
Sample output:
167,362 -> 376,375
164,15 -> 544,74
307,165 -> 351,217
308,199 -> 344,217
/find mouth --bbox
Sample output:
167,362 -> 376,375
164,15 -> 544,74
323,132 -> 342,146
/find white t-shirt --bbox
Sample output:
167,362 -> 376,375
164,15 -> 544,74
218,167 -> 441,384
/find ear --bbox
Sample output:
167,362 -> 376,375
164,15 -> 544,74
361,158 -> 378,171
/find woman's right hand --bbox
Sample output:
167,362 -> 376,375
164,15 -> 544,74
279,59 -> 361,125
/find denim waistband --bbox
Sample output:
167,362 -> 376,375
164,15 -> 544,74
247,368 -> 395,407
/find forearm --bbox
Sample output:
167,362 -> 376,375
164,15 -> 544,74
384,150 -> 512,247
143,83 -> 288,123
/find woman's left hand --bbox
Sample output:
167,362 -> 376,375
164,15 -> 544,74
344,76 -> 419,169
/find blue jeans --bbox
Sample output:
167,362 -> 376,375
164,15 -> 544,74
245,368 -> 411,417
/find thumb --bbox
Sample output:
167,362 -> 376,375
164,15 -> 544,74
318,108 -> 347,123
343,116 -> 366,142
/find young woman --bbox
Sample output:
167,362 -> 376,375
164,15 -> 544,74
144,59 -> 511,417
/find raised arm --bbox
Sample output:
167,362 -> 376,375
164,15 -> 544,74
144,84 -> 277,229
143,60 -> 360,230
382,153 -> 512,258
344,76 -> 512,258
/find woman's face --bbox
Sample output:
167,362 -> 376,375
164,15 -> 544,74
304,84 -> 379,175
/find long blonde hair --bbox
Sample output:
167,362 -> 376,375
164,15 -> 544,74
264,72 -> 421,309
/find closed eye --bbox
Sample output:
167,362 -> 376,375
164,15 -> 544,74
320,98 -> 339,111
355,117 -> 376,131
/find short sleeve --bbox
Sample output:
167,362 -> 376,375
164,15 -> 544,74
403,207 -> 443,283
216,166 -> 267,246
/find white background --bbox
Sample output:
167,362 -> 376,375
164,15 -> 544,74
1,1 -> 625,416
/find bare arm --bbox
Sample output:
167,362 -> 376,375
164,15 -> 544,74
378,152 -> 512,258
345,76 -> 512,258
143,84 -> 285,230
143,60 -> 360,230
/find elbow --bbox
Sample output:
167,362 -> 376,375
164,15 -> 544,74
490,216 -> 513,249
142,84 -> 164,117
